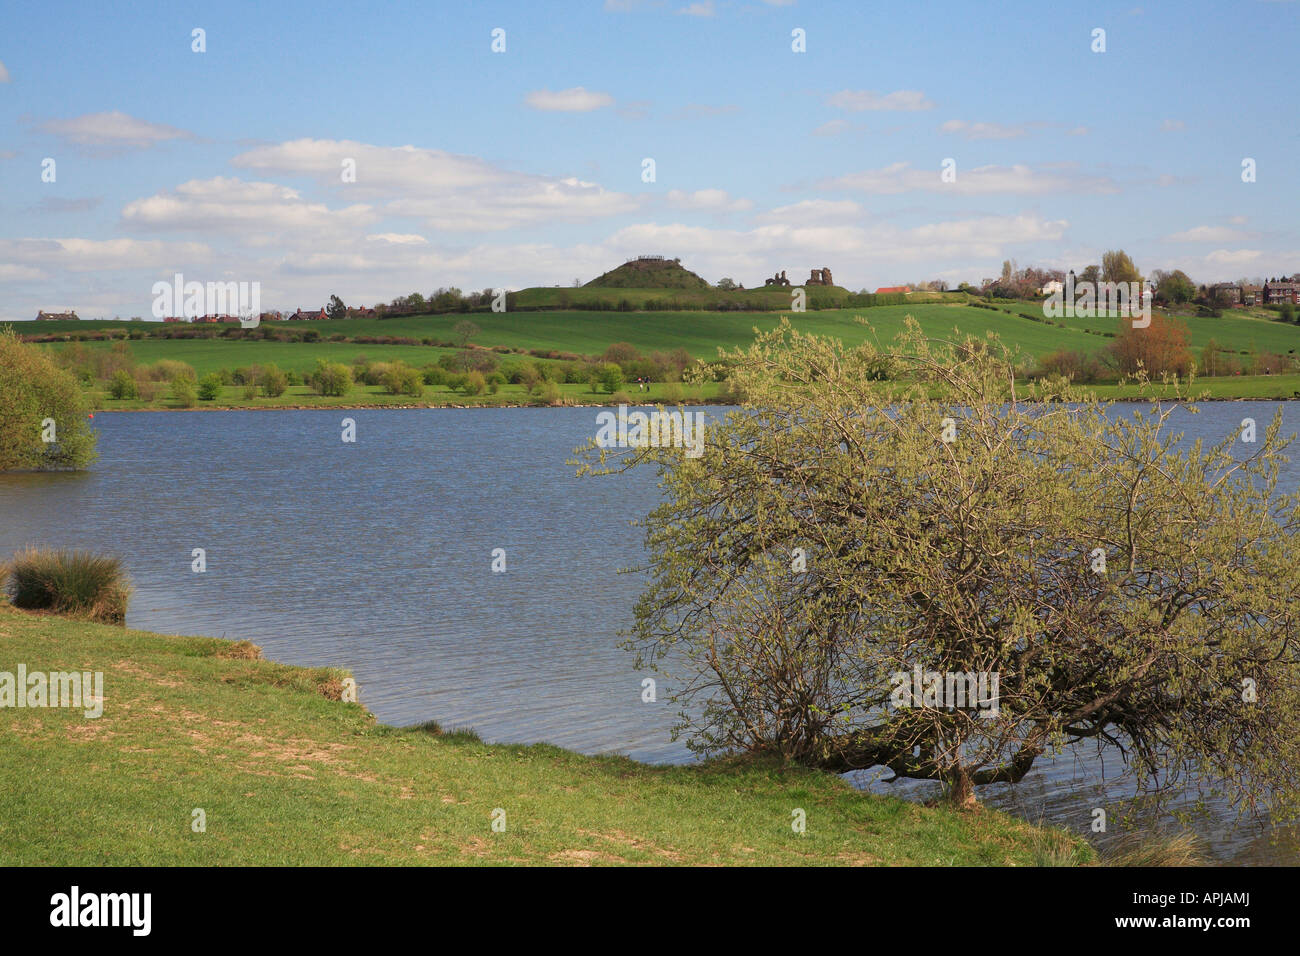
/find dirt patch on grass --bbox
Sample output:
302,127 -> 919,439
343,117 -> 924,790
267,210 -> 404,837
111,659 -> 183,688
551,848 -> 627,865
576,827 -> 682,862
65,722 -> 114,740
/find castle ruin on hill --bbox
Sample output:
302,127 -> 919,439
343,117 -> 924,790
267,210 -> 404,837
764,267 -> 834,288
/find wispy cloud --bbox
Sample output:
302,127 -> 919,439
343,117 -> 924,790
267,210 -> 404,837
36,111 -> 193,150
940,119 -> 1036,140
826,89 -> 934,112
1165,225 -> 1248,242
524,87 -> 615,112
819,161 -> 1118,195
665,188 -> 753,212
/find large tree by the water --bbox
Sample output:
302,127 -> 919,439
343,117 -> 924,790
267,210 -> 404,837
578,318 -> 1300,815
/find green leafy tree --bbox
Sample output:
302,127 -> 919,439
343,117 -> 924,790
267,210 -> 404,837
0,326 -> 98,470
598,362 -> 625,394
197,373 -> 223,401
170,374 -> 197,408
108,369 -> 138,400
261,364 -> 289,398
1101,249 -> 1141,285
382,363 -> 425,397
326,294 -> 347,319
310,360 -> 353,397
577,319 -> 1300,812
1154,269 -> 1196,305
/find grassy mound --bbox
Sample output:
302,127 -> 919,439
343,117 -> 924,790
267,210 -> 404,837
585,258 -> 710,289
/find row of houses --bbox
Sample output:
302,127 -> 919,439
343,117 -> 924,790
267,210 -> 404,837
1210,280 -> 1300,306
157,306 -> 379,323
34,310 -> 79,321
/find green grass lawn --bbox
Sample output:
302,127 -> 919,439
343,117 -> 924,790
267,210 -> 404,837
0,605 -> 1093,865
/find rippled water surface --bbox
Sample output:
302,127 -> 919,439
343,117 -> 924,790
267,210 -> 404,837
2,404 -> 1296,863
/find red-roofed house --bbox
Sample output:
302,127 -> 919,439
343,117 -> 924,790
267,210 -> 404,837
875,286 -> 912,295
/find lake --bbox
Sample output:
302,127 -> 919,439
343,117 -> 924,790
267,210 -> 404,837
1,403 -> 1296,864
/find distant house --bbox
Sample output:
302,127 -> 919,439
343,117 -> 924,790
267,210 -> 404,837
347,307 -> 376,318
1040,280 -> 1064,296
1210,282 -> 1242,306
35,310 -> 79,321
1240,285 -> 1261,306
288,307 -> 329,321
1263,281 -> 1300,305
875,286 -> 912,295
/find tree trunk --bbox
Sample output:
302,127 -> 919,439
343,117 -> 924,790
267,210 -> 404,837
946,766 -> 978,810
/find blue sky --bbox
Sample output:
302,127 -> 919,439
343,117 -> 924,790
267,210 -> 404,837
1,0 -> 1296,320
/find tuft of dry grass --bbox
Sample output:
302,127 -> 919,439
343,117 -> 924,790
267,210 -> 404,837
1102,831 -> 1204,867
1,547 -> 131,624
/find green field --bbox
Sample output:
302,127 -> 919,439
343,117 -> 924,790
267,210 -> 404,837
28,302 -> 1300,362
0,604 -> 1094,865
22,301 -> 1300,408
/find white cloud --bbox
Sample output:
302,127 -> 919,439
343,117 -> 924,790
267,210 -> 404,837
665,189 -> 753,212
940,119 -> 1031,140
0,264 -> 45,281
819,161 -> 1118,195
524,87 -> 615,112
0,237 -> 211,272
386,177 -> 641,232
754,199 -> 862,224
0,60 -> 10,83
0,209 -> 1075,323
231,139 -> 641,232
1165,225 -> 1248,242
1205,249 -> 1261,265
365,233 -> 428,245
233,139 -> 513,193
826,89 -> 934,112
37,111 -> 193,149
1160,119 -> 1186,131
813,119 -> 853,136
121,176 -> 378,236
678,1 -> 715,14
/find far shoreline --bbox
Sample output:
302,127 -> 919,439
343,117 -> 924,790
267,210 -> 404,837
87,393 -> 1300,413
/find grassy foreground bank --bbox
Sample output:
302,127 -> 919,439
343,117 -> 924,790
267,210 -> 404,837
0,605 -> 1094,866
